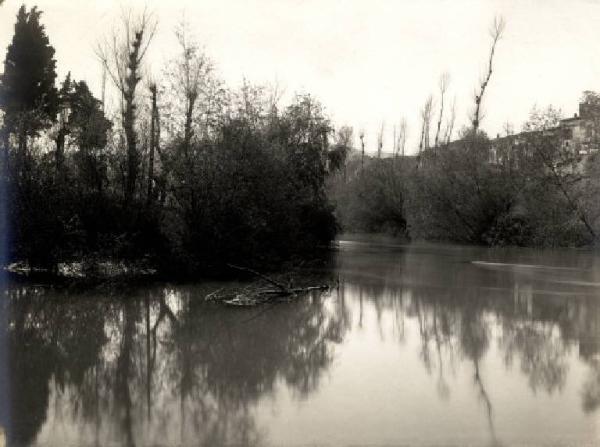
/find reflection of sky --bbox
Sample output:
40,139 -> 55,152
16,239 -> 600,445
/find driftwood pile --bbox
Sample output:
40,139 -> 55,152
204,264 -> 331,307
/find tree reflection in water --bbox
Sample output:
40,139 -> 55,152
2,281 -> 348,446
582,359 -> 600,413
337,242 -> 600,445
3,242 -> 600,446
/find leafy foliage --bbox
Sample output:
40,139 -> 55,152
0,9 -> 338,274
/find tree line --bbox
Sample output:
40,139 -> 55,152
329,18 -> 600,248
2,5 -> 595,281
331,100 -> 600,248
0,5 -> 349,275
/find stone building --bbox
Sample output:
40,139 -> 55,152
559,101 -> 600,155
490,99 -> 600,167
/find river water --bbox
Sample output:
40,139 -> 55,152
2,235 -> 600,446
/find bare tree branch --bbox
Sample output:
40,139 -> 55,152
419,95 -> 434,153
444,97 -> 456,145
377,121 -> 385,158
434,72 -> 450,149
95,7 -> 158,204
472,16 -> 505,133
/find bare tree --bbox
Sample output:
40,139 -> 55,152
175,21 -> 212,150
101,63 -> 107,113
147,83 -> 158,205
161,19 -> 223,147
337,126 -> 354,148
434,72 -> 450,149
471,16 -> 505,133
359,129 -> 365,169
393,119 -> 408,157
96,8 -> 157,204
392,119 -> 408,174
266,78 -> 285,119
377,122 -> 385,158
419,95 -> 434,153
444,97 -> 456,145
399,119 -> 408,156
334,125 -> 353,181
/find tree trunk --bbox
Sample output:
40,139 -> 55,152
147,85 -> 157,206
184,92 -> 197,158
123,32 -> 144,205
55,126 -> 66,173
124,93 -> 138,204
1,129 -> 9,178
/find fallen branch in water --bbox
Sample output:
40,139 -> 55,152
204,287 -> 225,302
202,264 -> 332,307
258,285 -> 329,295
226,263 -> 289,292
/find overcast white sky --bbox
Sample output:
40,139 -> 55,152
1,0 -> 600,154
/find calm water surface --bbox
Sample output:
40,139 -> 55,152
2,236 -> 600,446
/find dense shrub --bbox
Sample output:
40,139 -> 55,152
159,98 -> 338,274
0,7 -> 341,276
329,122 -> 600,249
329,156 -> 408,236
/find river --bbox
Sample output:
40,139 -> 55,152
2,235 -> 600,446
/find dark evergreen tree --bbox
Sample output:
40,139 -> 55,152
60,77 -> 111,152
69,79 -> 112,196
0,5 -> 58,146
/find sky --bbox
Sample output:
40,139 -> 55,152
1,0 -> 600,154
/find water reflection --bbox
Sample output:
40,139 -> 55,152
2,282 -> 348,446
336,242 -> 600,445
2,240 -> 600,446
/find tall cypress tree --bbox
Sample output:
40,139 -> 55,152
0,5 -> 58,145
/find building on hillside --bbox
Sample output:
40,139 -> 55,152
489,100 -> 600,168
559,102 -> 600,155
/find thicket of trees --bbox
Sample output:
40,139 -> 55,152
330,97 -> 600,248
329,17 -> 600,248
330,99 -> 600,248
2,4 -> 597,279
0,6 -> 341,275
328,154 -> 408,235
